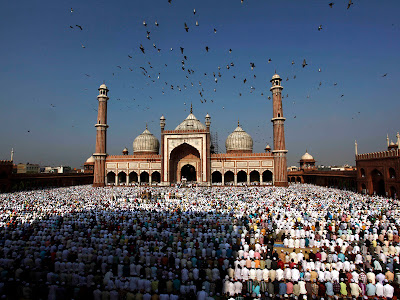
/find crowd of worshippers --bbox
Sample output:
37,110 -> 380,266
0,184 -> 399,300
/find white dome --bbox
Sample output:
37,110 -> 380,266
175,113 -> 206,131
271,74 -> 281,80
99,83 -> 107,89
85,156 -> 95,163
301,152 -> 314,160
225,125 -> 253,152
133,127 -> 160,154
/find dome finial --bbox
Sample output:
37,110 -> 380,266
190,103 -> 193,114
238,118 -> 240,127
146,123 -> 148,130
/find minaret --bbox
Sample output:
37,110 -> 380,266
387,134 -> 390,148
355,140 -> 358,156
11,148 -> 14,161
397,132 -> 400,150
270,73 -> 288,187
93,83 -> 109,187
160,115 -> 166,184
205,113 -> 211,186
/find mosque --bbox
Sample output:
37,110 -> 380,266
86,74 -> 288,187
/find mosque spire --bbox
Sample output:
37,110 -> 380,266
355,140 -> 358,156
146,123 -> 148,130
190,103 -> 193,114
238,118 -> 240,127
11,148 -> 14,161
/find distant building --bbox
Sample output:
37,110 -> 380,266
356,133 -> 400,198
288,151 -> 357,191
17,163 -> 39,174
84,156 -> 95,174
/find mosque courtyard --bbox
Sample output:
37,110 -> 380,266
0,184 -> 399,299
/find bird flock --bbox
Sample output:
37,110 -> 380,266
58,0 -> 391,147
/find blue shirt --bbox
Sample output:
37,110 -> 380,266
325,282 -> 334,296
279,282 -> 287,295
366,283 -> 376,296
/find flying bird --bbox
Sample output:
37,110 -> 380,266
250,62 -> 255,70
155,21 -> 159,26
347,0 -> 353,9
128,55 -> 132,59
168,0 -> 172,3
75,25 -> 83,30
117,66 -> 121,69
184,23 -> 189,32
214,28 -> 217,33
180,47 -> 184,54
193,8 -> 196,15
140,44 -> 145,54
70,8 -> 74,13
69,26 -> 74,29
268,58 -> 272,63
329,3 -> 334,8
195,21 -> 199,26
81,44 -> 86,48
382,73 -> 388,77
229,49 -> 232,53
143,20 -> 147,26
318,25 -> 323,31
205,46 -> 209,52
291,60 -> 295,65
302,59 -> 308,68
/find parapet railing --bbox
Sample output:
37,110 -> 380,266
356,149 -> 399,160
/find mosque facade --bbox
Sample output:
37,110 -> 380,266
355,134 -> 400,198
88,74 -> 288,187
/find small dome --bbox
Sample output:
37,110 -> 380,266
265,144 -> 271,150
226,124 -> 253,152
271,74 -> 281,80
301,152 -> 314,160
175,113 -> 206,130
205,113 -> 211,118
133,127 -> 160,154
160,115 -> 166,120
99,83 -> 108,89
123,147 -> 128,151
390,140 -> 395,146
85,156 -> 95,163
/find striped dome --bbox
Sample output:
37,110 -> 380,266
225,124 -> 253,152
133,127 -> 159,154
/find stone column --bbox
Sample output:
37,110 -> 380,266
260,173 -> 263,185
126,173 -> 129,185
222,173 -> 225,186
247,174 -> 250,185
234,174 -> 237,185
149,173 -> 152,185
115,174 -> 118,185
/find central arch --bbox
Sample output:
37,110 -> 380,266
169,143 -> 201,183
181,164 -> 197,181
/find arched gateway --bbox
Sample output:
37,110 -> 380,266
169,143 -> 201,183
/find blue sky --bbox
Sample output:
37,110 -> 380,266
0,0 -> 399,168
